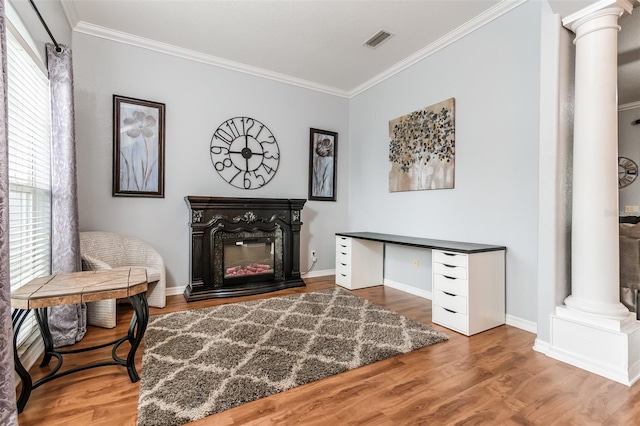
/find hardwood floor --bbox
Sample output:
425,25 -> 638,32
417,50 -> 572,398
15,276 -> 640,425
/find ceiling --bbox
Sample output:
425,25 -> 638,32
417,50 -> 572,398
9,0 -> 638,101
62,0 -> 509,96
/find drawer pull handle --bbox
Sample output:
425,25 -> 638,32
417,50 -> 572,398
340,263 -> 346,266
443,291 -> 455,297
341,274 -> 347,277
443,264 -> 456,268
443,308 -> 457,314
443,275 -> 456,280
443,252 -> 455,256
341,252 -> 347,255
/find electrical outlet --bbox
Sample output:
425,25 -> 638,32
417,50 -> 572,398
311,250 -> 317,262
413,259 -> 419,269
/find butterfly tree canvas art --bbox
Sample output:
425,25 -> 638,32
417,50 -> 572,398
389,98 -> 455,192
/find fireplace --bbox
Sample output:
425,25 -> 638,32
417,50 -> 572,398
184,196 -> 306,301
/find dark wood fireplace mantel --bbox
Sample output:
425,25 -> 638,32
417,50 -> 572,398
184,196 -> 306,301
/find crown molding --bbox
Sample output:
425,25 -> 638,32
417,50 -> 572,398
72,0 -> 527,99
562,0 -> 635,29
348,0 -> 528,98
73,21 -> 351,99
619,101 -> 640,111
59,0 -> 79,30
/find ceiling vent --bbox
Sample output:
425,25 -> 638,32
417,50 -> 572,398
363,29 -> 394,49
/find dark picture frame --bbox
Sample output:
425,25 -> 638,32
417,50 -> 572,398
308,128 -> 338,201
113,95 -> 165,198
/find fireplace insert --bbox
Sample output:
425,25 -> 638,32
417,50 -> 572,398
223,236 -> 275,283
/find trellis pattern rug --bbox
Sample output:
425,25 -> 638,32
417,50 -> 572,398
137,288 -> 448,426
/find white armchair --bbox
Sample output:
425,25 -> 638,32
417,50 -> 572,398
79,231 -> 166,328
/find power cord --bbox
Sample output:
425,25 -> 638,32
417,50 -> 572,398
301,258 -> 317,275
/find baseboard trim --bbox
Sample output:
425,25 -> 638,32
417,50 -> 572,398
549,312 -> 640,386
506,314 -> 537,334
382,279 -> 537,334
166,285 -> 187,297
302,269 -> 335,278
166,277 -> 539,335
546,344 -> 640,386
383,279 -> 432,300
533,338 -> 550,354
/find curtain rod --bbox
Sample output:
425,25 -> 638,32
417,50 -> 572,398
28,0 -> 62,53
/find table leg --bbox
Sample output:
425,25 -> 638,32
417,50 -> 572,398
12,309 -> 33,413
126,292 -> 149,382
34,307 -> 55,367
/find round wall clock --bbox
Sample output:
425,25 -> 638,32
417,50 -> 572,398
210,117 -> 280,189
619,157 -> 638,188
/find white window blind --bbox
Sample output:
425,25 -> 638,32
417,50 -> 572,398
7,28 -> 52,348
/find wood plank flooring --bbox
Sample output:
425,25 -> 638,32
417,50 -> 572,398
15,276 -> 640,425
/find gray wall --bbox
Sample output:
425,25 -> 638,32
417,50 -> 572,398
619,106 -> 640,212
618,8 -> 640,214
12,0 -> 595,330
72,32 -> 350,291
536,3 -> 574,345
347,1 -> 542,324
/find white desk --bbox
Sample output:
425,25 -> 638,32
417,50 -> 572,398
335,232 -> 506,336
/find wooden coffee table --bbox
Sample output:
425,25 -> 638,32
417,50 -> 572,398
11,268 -> 149,413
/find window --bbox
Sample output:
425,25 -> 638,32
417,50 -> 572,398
7,27 -> 52,348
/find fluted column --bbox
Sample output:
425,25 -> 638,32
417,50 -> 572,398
564,2 -> 632,321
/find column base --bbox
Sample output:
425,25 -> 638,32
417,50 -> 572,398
548,305 -> 640,385
564,294 -> 630,321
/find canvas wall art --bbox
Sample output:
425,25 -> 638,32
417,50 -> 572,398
113,95 -> 165,198
309,128 -> 338,201
389,97 -> 455,192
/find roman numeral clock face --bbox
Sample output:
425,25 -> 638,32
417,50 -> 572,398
619,157 -> 638,189
210,117 -> 280,189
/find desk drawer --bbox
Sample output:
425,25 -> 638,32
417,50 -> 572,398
336,261 -> 351,277
335,250 -> 351,265
433,274 -> 468,297
433,262 -> 467,280
433,290 -> 467,315
432,305 -> 469,335
335,242 -> 352,256
335,236 -> 352,248
335,270 -> 351,287
433,250 -> 467,267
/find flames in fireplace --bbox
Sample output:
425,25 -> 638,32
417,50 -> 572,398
225,263 -> 274,277
223,237 -> 275,283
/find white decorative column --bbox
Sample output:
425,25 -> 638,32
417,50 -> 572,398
548,0 -> 640,386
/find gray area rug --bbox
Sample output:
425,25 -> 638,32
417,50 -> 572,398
137,287 -> 448,426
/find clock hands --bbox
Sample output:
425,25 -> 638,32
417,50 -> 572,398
210,117 -> 279,189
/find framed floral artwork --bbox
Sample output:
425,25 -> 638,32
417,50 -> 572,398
308,128 -> 337,201
113,95 -> 165,197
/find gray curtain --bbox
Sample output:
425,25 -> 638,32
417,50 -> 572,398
46,43 -> 86,348
0,0 -> 18,423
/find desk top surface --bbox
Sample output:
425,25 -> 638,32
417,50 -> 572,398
336,232 -> 506,254
11,268 -> 148,310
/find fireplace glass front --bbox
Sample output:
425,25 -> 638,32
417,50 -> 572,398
223,237 -> 275,282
